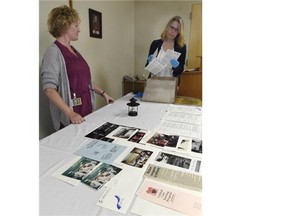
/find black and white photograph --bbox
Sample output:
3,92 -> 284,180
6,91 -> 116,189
85,122 -> 119,141
191,139 -> 202,153
109,126 -> 138,140
177,138 -> 202,154
155,152 -> 191,169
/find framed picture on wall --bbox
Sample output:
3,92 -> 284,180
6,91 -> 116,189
89,8 -> 102,38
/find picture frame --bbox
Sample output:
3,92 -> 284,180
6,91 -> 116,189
89,8 -> 102,38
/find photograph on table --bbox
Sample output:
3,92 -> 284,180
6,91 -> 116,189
121,147 -> 153,168
146,132 -> 179,148
82,163 -> 122,190
127,129 -> 148,143
85,122 -> 120,141
106,126 -> 139,140
177,137 -> 203,154
155,151 -> 202,173
62,157 -> 100,180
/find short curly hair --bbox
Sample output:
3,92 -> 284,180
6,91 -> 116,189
47,5 -> 80,38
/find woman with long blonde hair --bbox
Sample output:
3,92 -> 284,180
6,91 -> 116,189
145,16 -> 186,78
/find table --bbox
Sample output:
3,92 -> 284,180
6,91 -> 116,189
39,93 -> 201,216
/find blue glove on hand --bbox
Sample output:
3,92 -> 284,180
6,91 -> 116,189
170,59 -> 180,68
147,55 -> 153,63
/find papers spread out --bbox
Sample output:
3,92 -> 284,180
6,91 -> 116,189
145,49 -> 181,75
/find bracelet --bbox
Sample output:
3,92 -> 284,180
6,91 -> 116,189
100,90 -> 106,96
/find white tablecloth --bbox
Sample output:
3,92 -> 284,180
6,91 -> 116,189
39,93 -> 172,216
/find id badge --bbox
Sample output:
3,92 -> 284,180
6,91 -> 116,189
72,93 -> 82,106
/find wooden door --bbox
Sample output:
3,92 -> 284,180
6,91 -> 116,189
187,3 -> 202,69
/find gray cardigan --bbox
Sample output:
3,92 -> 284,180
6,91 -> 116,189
41,43 -> 96,130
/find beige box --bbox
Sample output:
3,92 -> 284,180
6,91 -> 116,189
142,77 -> 177,104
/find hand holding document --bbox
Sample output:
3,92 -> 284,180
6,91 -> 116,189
145,49 -> 181,75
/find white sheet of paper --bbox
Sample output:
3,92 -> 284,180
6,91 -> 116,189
96,169 -> 144,214
145,58 -> 167,75
130,196 -> 189,216
51,156 -> 83,186
161,49 -> 181,67
156,119 -> 202,139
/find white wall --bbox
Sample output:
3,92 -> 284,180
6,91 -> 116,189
39,0 -> 200,139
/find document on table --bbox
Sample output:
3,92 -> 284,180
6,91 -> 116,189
96,169 -> 144,214
156,119 -> 202,139
162,112 -> 202,125
130,197 -> 188,216
144,164 -> 202,192
74,139 -> 127,164
136,179 -> 202,216
167,104 -> 202,115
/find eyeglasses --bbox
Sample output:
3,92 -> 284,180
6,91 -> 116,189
169,25 -> 179,33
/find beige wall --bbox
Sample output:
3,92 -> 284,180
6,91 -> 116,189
39,0 -> 200,139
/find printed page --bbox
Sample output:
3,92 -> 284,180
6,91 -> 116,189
162,112 -> 202,125
154,151 -> 202,173
74,139 -> 127,164
156,119 -> 202,139
144,164 -> 202,193
137,179 -> 202,216
160,49 -> 181,67
167,104 -> 202,115
145,58 -> 167,75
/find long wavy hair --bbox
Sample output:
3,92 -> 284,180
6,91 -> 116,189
161,16 -> 185,48
47,5 -> 80,38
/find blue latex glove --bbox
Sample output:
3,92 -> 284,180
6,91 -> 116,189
147,55 -> 153,63
170,59 -> 179,68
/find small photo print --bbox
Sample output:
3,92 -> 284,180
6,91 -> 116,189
127,130 -> 147,143
121,147 -> 153,168
62,157 -> 100,180
177,138 -> 203,154
147,132 -> 179,148
82,163 -> 122,190
85,122 -> 119,140
191,139 -> 202,153
111,126 -> 138,140
155,152 -> 191,169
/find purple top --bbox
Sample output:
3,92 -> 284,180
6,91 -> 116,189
55,40 -> 92,117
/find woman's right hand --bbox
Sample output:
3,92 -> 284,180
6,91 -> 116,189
68,111 -> 85,124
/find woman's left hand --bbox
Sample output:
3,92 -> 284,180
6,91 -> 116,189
103,93 -> 114,104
